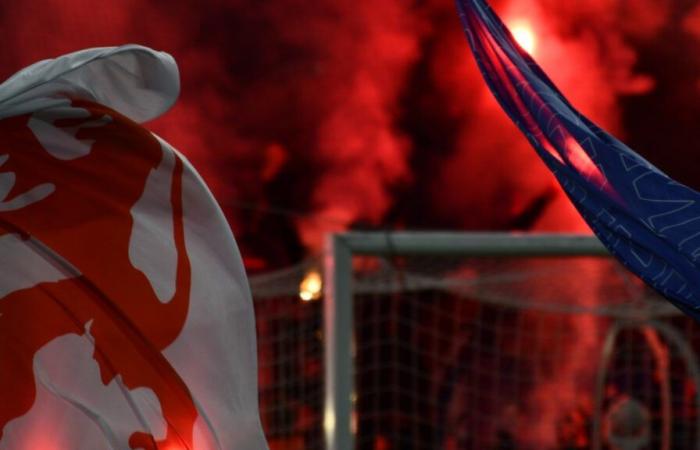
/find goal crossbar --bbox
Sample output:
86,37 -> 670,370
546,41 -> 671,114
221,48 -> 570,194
322,232 -> 609,450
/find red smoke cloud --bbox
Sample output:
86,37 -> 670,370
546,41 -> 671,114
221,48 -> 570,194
0,1 -> 695,258
270,0 -> 421,251
426,0 -> 655,233
0,0 -> 420,258
1,0 -> 698,446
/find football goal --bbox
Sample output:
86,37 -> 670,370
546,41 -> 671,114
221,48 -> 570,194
252,232 -> 700,450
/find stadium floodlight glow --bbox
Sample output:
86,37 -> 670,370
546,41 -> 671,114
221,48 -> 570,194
300,269 -> 323,302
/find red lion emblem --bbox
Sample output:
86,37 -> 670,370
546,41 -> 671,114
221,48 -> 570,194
0,100 -> 196,449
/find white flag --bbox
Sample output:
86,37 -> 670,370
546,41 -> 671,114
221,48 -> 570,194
0,45 -> 267,450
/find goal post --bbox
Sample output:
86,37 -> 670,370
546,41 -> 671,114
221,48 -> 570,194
322,232 -> 610,450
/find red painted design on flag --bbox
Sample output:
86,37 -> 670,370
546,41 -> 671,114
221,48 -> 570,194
0,100 -> 196,449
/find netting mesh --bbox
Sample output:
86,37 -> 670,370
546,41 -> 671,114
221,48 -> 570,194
252,261 -> 325,450
251,253 -> 700,450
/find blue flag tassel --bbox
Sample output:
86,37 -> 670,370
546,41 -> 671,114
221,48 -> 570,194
457,0 -> 700,321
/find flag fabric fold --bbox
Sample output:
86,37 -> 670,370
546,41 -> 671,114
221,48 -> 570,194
457,0 -> 700,321
0,46 -> 267,449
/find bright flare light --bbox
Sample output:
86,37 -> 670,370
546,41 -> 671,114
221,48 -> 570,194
511,23 -> 537,55
300,269 -> 323,302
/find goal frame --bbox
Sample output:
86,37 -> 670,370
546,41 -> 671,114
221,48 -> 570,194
321,231 -> 610,450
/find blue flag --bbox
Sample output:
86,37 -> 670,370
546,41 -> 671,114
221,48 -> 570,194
457,0 -> 700,321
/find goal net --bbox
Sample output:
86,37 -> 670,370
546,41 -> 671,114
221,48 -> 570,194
251,232 -> 700,450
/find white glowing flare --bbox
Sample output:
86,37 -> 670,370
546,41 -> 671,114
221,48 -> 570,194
300,269 -> 323,302
511,23 -> 537,55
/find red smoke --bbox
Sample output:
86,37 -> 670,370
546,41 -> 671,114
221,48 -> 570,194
273,0 -> 421,251
0,0 -> 420,259
1,0 -> 697,446
427,0 -> 656,233
0,0 -> 692,260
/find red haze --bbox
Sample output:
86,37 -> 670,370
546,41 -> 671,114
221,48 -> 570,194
0,0 -> 692,260
1,1 -> 697,446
